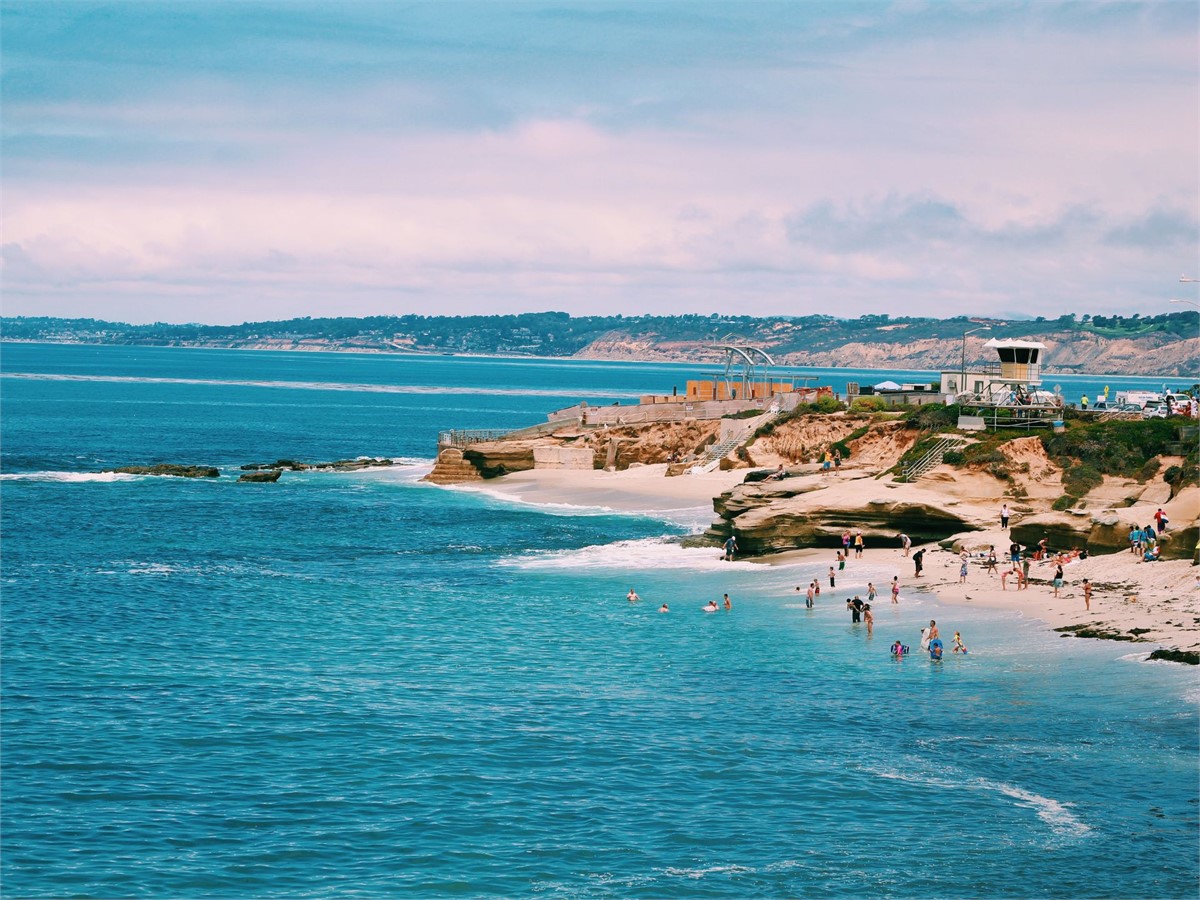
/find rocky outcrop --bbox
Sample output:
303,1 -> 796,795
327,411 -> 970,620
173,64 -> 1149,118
238,469 -> 282,482
107,464 -> 219,478
241,457 -> 394,472
687,481 -> 979,556
1012,511 -> 1199,560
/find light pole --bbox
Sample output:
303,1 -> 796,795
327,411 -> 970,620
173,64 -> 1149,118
960,326 -> 991,395
1170,299 -> 1200,309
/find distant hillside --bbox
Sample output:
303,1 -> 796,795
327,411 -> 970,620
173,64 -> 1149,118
3,311 -> 1197,377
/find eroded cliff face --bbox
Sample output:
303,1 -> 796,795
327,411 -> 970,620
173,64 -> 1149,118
574,331 -> 1200,377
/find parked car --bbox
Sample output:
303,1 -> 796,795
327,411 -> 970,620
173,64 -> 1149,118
1142,401 -> 1169,419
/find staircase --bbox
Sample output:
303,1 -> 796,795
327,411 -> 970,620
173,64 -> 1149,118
898,436 -> 966,483
687,404 -> 784,475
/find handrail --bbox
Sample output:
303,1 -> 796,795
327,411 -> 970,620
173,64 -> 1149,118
899,436 -> 964,482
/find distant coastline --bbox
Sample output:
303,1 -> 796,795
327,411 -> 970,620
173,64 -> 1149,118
3,310 -> 1197,378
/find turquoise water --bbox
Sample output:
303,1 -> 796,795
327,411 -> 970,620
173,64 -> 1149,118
2,344 -> 1196,898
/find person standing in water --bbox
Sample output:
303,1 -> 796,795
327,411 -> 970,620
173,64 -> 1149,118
829,566 -> 836,588
627,588 -> 641,602
891,576 -> 900,604
952,632 -> 968,654
723,534 -> 738,561
867,582 -> 877,604
863,604 -> 874,635
723,593 -> 732,610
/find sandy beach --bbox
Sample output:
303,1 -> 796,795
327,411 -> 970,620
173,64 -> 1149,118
458,463 -> 1200,656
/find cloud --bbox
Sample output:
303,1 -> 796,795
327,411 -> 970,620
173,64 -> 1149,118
1,2 -> 1196,323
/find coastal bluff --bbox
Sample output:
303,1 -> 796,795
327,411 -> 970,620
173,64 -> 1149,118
684,478 -> 981,555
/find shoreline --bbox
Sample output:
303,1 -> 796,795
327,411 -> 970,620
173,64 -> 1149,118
453,465 -> 1200,658
1,339 -> 1192,381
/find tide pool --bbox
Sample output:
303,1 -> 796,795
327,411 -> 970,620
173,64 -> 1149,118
1,344 -> 1196,898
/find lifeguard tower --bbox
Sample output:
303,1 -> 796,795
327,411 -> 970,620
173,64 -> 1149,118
948,338 -> 1062,430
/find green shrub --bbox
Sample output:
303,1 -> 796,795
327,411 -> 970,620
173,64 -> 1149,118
1138,457 -> 1161,482
942,450 -> 965,465
1052,495 -> 1074,511
905,403 -> 959,431
1062,463 -> 1103,497
723,408 -> 763,420
814,396 -> 844,414
850,396 -> 888,413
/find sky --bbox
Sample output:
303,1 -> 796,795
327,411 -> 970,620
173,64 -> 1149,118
2,1 -> 1197,325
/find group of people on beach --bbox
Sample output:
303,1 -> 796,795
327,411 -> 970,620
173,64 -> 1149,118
1131,512 -> 1168,561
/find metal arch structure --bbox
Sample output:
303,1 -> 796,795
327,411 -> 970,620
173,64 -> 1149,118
714,343 -> 776,401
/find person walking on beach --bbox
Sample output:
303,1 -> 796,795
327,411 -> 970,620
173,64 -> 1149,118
1010,540 -> 1021,565
985,546 -> 997,575
1082,579 -> 1092,611
1020,555 -> 1031,590
854,531 -> 864,559
829,566 -> 836,588
842,530 -> 852,556
1052,564 -> 1064,598
900,533 -> 911,557
822,450 -> 831,474
1001,503 -> 1010,530
832,449 -> 842,476
912,548 -> 925,577
959,556 -> 969,584
891,576 -> 900,603
723,534 -> 738,561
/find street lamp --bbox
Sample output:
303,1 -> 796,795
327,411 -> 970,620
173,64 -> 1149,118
1170,299 -> 1200,309
960,326 -> 991,395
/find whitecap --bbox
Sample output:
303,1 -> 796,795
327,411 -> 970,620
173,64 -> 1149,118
0,471 -> 142,483
500,537 -> 764,572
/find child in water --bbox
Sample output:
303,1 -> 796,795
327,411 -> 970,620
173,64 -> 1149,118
952,632 -> 968,654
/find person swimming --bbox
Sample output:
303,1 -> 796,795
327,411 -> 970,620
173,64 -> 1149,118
627,588 -> 641,602
703,600 -> 718,612
929,638 -> 944,660
659,603 -> 669,613
891,641 -> 908,656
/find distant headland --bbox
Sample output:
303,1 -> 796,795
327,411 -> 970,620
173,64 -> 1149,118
3,311 -> 1197,378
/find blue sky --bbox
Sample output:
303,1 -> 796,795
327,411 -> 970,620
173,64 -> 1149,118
2,1 -> 1197,324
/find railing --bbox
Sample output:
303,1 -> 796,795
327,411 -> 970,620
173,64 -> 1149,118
687,404 -> 783,474
437,429 -> 515,449
898,436 -> 965,482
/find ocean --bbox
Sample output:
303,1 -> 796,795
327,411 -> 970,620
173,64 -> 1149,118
2,343 -> 1196,898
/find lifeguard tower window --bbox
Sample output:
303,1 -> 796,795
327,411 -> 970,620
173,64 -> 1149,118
996,347 -> 1040,365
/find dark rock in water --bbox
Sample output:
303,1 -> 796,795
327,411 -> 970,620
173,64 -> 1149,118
107,464 -> 220,478
310,457 -> 394,471
241,459 -> 308,471
1148,648 -> 1200,665
238,469 -> 282,482
240,458 -> 395,472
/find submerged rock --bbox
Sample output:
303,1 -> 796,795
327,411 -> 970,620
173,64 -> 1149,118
238,469 -> 282,482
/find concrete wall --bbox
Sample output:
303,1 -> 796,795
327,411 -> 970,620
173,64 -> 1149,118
533,445 -> 595,470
